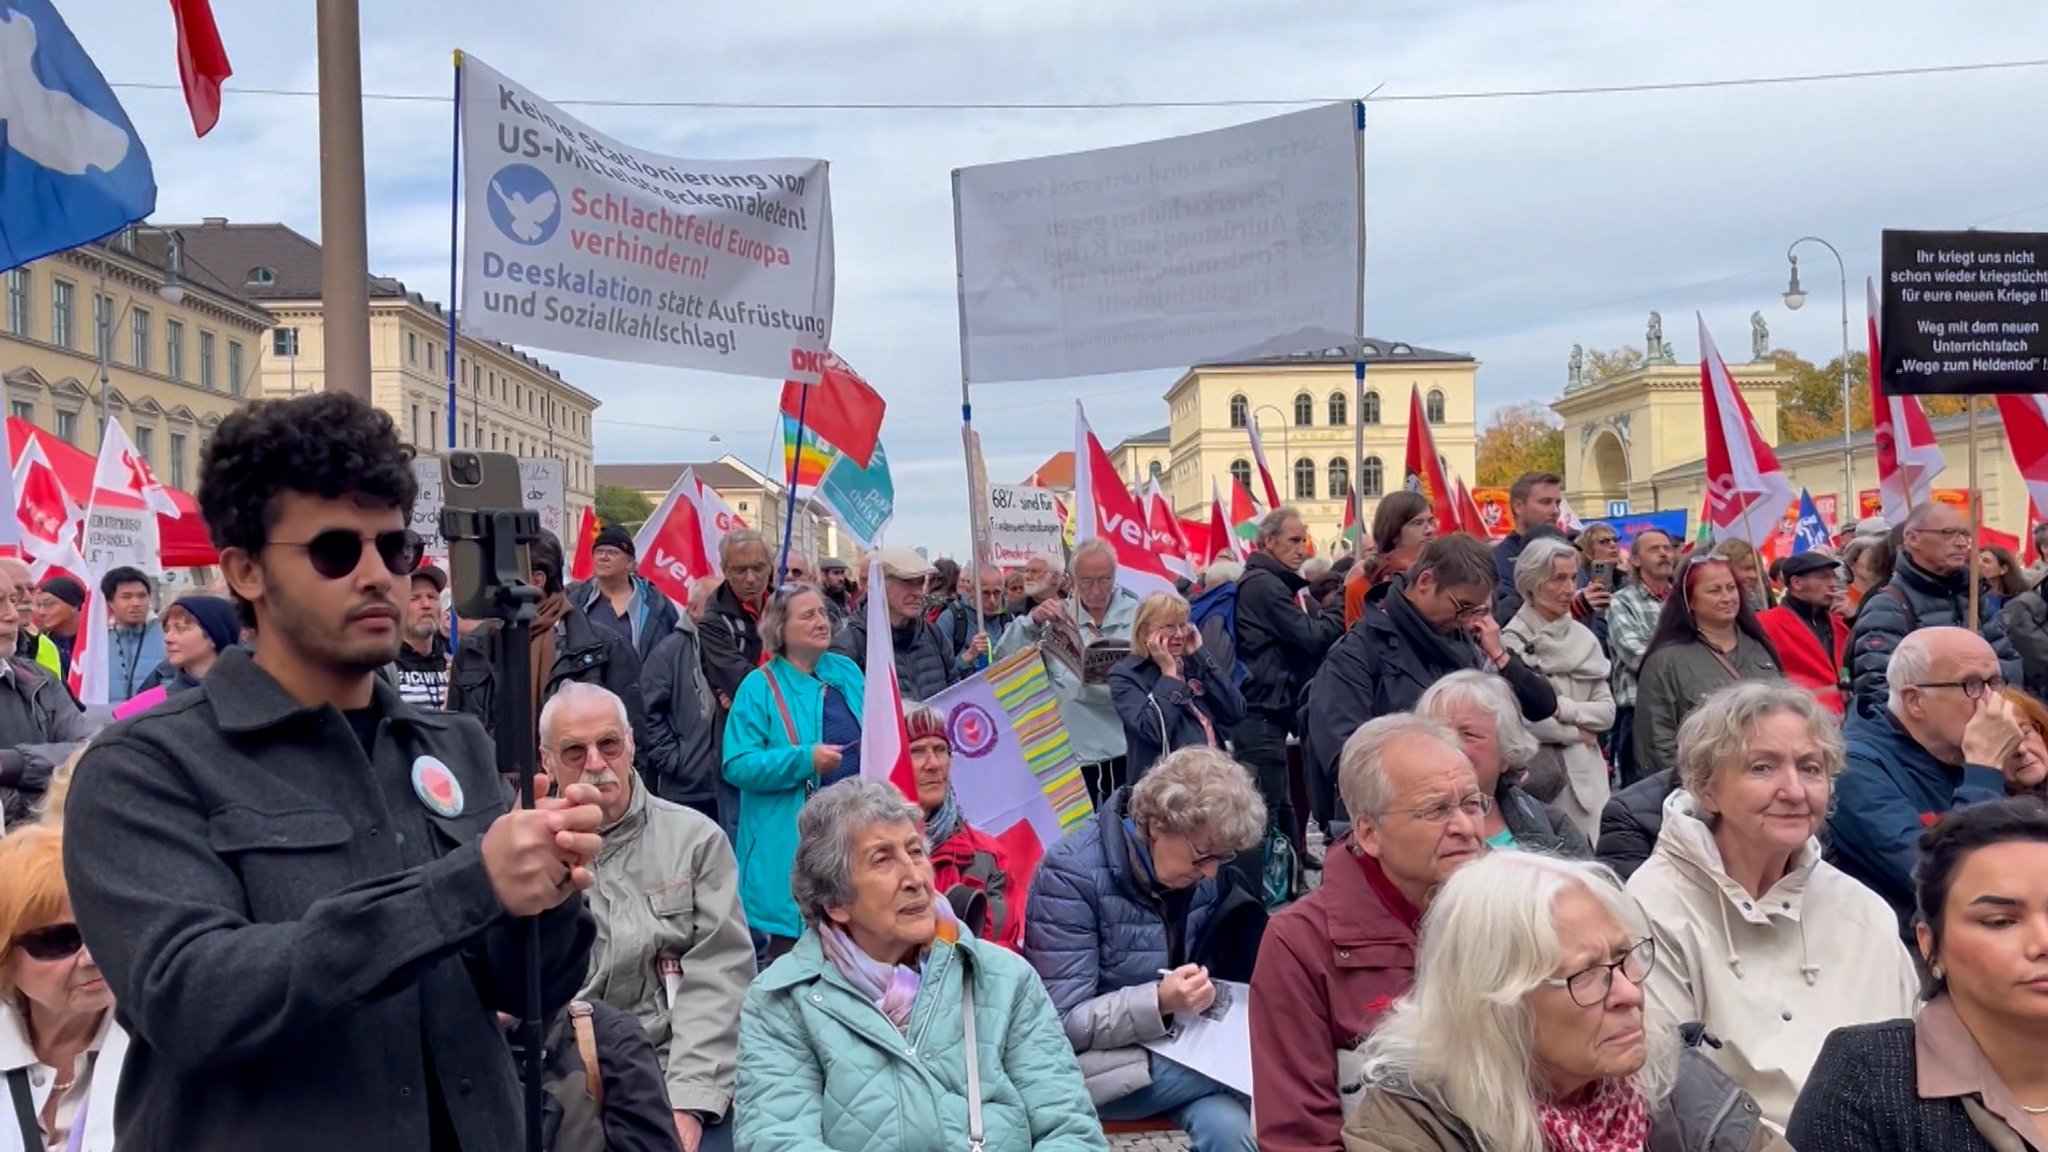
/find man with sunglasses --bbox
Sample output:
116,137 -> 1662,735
62,392 -> 604,1152
1835,626 -> 2033,930
540,682 -> 752,1152
1848,500 -> 2023,719
1304,535 -> 1558,836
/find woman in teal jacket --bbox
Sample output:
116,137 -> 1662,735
723,582 -> 866,953
737,780 -> 1107,1152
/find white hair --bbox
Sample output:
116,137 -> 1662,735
1337,713 -> 1471,824
1204,558 -> 1244,585
790,779 -> 925,925
1513,537 -> 1579,602
1361,853 -> 1682,1152
1258,506 -> 1304,546
1886,629 -> 1939,715
1070,537 -> 1118,573
719,528 -> 768,563
1127,747 -> 1267,852
1675,681 -> 1844,797
1302,556 -> 1333,581
1417,671 -> 1540,770
539,681 -> 630,746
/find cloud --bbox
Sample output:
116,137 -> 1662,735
62,0 -> 2048,555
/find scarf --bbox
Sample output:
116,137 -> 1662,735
817,900 -> 962,1035
1536,1077 -> 1650,1152
1384,583 -> 1478,673
529,592 -> 571,720
925,788 -> 965,850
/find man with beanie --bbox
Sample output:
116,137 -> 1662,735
570,524 -> 680,666
1757,551 -> 1853,715
392,563 -> 453,707
34,575 -> 86,680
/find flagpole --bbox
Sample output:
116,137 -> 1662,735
777,383 -> 810,584
1969,400 -> 1982,630
315,0 -> 372,403
1350,98 -> 1369,551
445,51 -> 463,452
952,169 -> 989,655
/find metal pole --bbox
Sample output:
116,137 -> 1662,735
1969,401 -> 1982,630
1836,254 -> 1852,512
446,51 -> 464,449
96,248 -> 110,446
951,170 -> 989,656
1351,100 -> 1368,549
316,0 -> 372,402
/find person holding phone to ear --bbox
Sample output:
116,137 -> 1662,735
1110,593 -> 1247,781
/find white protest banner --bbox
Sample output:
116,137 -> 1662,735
519,457 -> 565,539
411,458 -> 447,566
81,506 -> 152,577
460,54 -> 834,381
82,421 -> 172,579
954,102 -> 1359,383
986,484 -> 1065,567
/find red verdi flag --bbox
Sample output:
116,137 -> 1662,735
1403,385 -> 1456,530
1698,315 -> 1795,546
1071,403 -> 1177,597
170,0 -> 232,137
778,353 -> 885,469
860,556 -> 918,801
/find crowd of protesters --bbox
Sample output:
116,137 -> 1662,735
2,404 -> 2047,1152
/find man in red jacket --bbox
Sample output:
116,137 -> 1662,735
1758,551 -> 1852,714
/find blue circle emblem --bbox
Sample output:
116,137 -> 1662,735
486,163 -> 561,246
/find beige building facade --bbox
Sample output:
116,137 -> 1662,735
2,229 -> 273,490
174,220 -> 600,523
596,457 -> 844,565
1155,341 -> 1480,552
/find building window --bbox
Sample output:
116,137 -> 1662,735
165,320 -> 185,380
51,280 -> 74,348
427,341 -> 437,372
1293,457 -> 1316,500
1426,389 -> 1446,425
5,269 -> 28,336
1362,390 -> 1381,424
131,308 -> 150,370
93,293 -> 113,362
1229,459 -> 1252,492
1361,456 -> 1384,497
10,400 -> 34,423
1328,391 -> 1347,426
134,426 -> 154,466
1149,460 -> 1163,480
1293,393 -> 1314,426
199,330 -> 217,389
227,341 -> 245,396
170,433 -> 188,489
1228,394 -> 1248,429
54,410 -> 77,445
411,404 -> 421,445
407,331 -> 418,365
1328,458 -> 1350,499
273,327 -> 299,357
245,266 -> 276,287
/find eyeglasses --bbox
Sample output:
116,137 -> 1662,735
271,529 -> 423,580
1189,845 -> 1238,868
1914,676 -> 2006,700
1073,576 -> 1116,591
1543,937 -> 1656,1007
1399,793 -> 1493,824
1910,527 -> 1972,542
727,562 -> 770,578
12,922 -> 83,962
552,733 -> 627,771
1446,594 -> 1490,620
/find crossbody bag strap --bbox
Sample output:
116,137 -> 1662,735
961,970 -> 984,1152
7,1068 -> 41,1152
569,1001 -> 604,1113
763,668 -> 801,746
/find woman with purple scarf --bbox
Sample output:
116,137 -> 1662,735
735,780 -> 1106,1152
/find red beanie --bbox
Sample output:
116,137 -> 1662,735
904,704 -> 949,746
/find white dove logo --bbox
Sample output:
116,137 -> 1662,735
0,9 -> 132,176
486,164 -> 560,246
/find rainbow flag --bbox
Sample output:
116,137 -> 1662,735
780,413 -> 838,489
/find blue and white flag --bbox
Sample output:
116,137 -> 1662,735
0,0 -> 156,272
1790,488 -> 1833,556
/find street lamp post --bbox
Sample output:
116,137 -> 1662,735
1783,236 -> 1854,514
1253,404 -> 1294,501
96,226 -> 188,448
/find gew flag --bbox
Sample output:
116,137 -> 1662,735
0,0 -> 156,271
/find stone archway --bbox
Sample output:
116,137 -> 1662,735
1582,429 -> 1630,506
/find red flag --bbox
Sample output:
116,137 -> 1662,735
1072,403 -> 1177,596
1451,474 -> 1487,538
568,506 -> 600,583
631,468 -> 745,607
778,354 -> 886,468
1403,386 -> 1457,530
860,556 -> 918,800
1205,478 -> 1235,567
1699,316 -> 1795,546
170,0 -> 233,137
1142,479 -> 1195,580
1245,417 -> 1282,510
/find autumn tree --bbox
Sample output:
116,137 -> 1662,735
1773,350 -> 1973,444
1585,345 -> 1645,385
1477,403 -> 1566,486
595,484 -> 656,533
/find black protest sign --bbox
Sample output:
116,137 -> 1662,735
1881,229 -> 2048,395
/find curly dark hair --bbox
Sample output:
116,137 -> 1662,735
198,392 -> 417,559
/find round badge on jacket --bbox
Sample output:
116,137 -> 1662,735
411,755 -> 465,818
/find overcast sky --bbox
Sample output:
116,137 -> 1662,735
63,1 -> 2048,554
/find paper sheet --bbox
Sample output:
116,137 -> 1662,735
1140,980 -> 1253,1097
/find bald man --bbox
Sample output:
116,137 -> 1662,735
1835,627 -> 2030,928
1848,501 -> 2022,717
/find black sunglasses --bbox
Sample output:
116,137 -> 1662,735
272,529 -> 424,581
12,922 -> 83,962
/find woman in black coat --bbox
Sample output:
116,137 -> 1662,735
1110,591 -> 1246,780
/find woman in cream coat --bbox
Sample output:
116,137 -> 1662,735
1501,537 -> 1614,844
1626,682 -> 1920,1133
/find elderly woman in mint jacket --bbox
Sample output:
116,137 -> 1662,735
1110,592 -> 1246,780
723,582 -> 865,963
